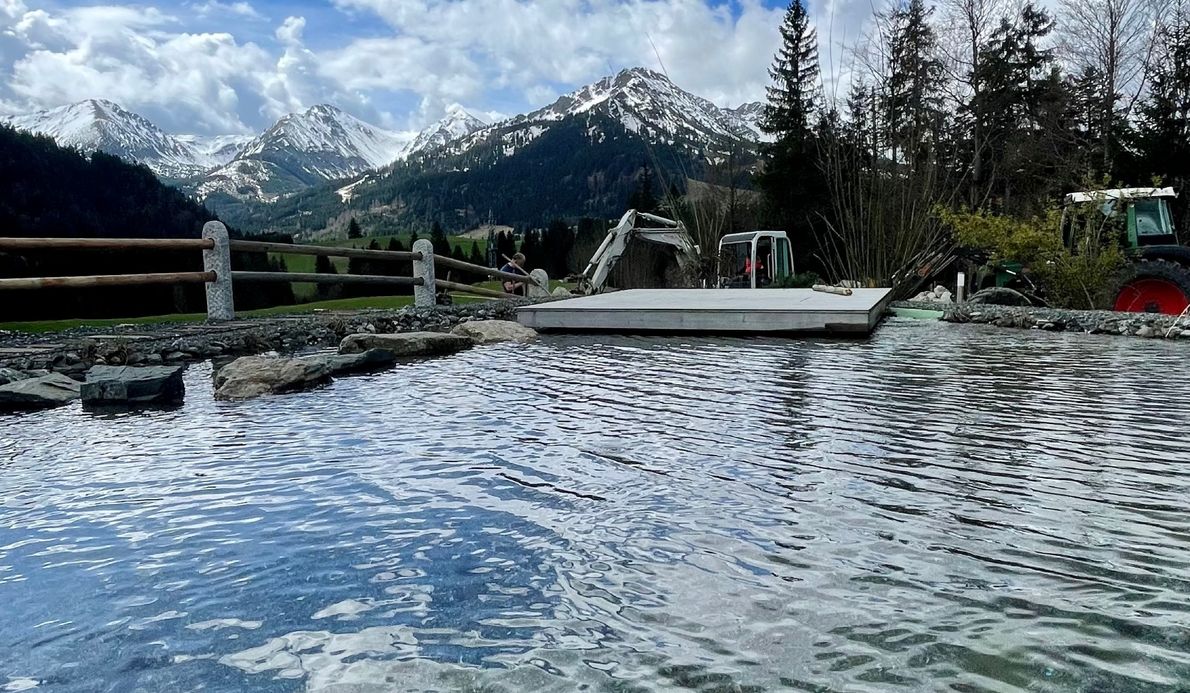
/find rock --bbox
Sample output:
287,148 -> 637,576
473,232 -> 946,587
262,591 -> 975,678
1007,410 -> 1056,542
551,287 -> 571,296
310,349 -> 398,376
164,351 -> 187,363
0,368 -> 31,386
214,356 -> 332,400
81,365 -> 185,406
451,320 -> 538,345
1136,325 -> 1155,338
0,373 -> 81,411
143,353 -> 164,366
338,332 -> 473,357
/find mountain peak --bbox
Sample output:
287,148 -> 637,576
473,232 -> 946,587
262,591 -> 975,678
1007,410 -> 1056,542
1,98 -> 213,178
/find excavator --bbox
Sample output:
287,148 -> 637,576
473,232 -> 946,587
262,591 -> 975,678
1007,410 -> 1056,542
575,209 -> 795,293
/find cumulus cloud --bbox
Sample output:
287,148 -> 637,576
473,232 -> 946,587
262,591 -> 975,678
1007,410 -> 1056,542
331,0 -> 786,110
0,0 -> 872,135
192,1 -> 266,21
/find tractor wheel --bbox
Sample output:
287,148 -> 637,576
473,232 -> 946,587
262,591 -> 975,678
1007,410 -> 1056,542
1113,260 -> 1190,315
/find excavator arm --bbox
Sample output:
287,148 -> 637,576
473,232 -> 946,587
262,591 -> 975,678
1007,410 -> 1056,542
577,209 -> 700,293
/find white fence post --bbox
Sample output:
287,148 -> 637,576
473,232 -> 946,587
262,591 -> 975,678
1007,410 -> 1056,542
412,239 -> 436,308
527,269 -> 550,298
202,221 -> 234,321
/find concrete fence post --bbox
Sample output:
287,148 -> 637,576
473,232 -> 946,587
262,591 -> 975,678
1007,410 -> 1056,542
527,269 -> 550,298
412,239 -> 436,308
202,221 -> 235,321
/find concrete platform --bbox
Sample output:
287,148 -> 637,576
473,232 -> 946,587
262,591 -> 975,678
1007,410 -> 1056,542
517,288 -> 893,335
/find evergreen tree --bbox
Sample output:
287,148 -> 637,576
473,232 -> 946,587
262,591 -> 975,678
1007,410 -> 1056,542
626,162 -> 658,213
535,219 -> 573,278
496,230 -> 518,262
386,237 -> 405,252
970,4 -> 1072,213
314,254 -> 340,300
756,0 -> 825,270
409,231 -> 420,247
428,221 -> 450,257
519,230 -> 542,267
1138,0 -> 1190,232
761,0 -> 820,141
347,217 -> 362,239
884,0 -> 945,162
468,242 -> 486,268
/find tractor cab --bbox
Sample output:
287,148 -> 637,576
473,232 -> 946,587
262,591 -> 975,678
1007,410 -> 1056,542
1061,187 -> 1179,249
1061,187 -> 1190,314
718,231 -> 794,289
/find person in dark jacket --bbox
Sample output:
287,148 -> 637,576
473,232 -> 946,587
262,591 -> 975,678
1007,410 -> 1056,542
501,253 -> 528,295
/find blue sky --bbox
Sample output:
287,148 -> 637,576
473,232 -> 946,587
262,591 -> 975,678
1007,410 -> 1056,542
0,0 -> 848,136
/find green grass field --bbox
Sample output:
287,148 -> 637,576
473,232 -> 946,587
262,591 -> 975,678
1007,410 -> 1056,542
269,235 -> 489,300
0,294 -> 501,335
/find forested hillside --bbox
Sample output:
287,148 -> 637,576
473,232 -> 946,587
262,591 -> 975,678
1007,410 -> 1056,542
0,126 -> 291,321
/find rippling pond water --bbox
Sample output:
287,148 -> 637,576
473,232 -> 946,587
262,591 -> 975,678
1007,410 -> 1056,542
2,319 -> 1189,692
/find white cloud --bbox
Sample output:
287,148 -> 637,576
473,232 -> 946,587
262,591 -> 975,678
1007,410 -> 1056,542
192,1 -> 265,21
330,0 -> 785,109
0,0 -> 851,135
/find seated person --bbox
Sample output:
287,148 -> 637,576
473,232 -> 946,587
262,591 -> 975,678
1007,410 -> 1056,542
501,252 -> 529,295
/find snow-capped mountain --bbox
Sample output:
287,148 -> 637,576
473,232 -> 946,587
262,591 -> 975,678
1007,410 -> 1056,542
402,105 -> 486,158
176,134 -> 254,166
196,104 -> 487,202
436,68 -> 761,163
724,101 -> 771,142
1,99 -> 215,179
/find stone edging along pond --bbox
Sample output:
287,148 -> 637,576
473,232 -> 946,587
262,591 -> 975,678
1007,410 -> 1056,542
894,300 -> 1190,340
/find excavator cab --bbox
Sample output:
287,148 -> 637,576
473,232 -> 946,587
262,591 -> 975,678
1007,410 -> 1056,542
718,231 -> 794,288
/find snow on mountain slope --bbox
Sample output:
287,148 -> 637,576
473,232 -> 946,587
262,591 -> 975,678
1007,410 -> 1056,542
176,134 -> 254,166
438,68 -> 765,163
401,105 -> 486,158
197,104 -> 412,201
236,104 -> 409,172
724,102 -> 772,143
197,104 -> 491,202
2,99 -> 215,178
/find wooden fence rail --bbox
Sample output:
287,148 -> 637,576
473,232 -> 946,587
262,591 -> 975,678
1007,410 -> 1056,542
0,221 -> 550,321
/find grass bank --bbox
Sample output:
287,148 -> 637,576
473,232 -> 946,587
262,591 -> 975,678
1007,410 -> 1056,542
0,294 -> 456,334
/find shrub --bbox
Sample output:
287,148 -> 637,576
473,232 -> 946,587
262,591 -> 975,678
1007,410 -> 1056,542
938,205 -> 1126,310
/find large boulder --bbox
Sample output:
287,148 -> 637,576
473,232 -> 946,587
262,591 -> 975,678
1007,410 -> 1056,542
451,320 -> 538,345
338,332 -> 473,357
0,368 -> 32,386
0,373 -> 81,411
81,365 -> 185,406
214,356 -> 332,400
308,349 -> 398,376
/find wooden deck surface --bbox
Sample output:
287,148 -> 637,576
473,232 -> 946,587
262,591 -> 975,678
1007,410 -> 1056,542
517,288 -> 892,334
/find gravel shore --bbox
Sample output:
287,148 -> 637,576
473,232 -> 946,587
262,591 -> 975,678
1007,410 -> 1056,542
0,302 -> 524,376
894,300 -> 1190,340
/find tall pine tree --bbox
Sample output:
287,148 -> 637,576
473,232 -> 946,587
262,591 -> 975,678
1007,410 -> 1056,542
757,0 -> 824,270
883,0 -> 945,164
1137,0 -> 1190,233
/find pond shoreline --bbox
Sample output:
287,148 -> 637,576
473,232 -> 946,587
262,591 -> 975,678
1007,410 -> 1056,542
0,301 -> 526,376
5,296 -> 1187,379
894,300 -> 1190,340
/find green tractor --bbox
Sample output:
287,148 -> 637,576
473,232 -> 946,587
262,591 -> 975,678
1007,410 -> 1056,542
974,187 -> 1189,314
1063,188 -> 1189,314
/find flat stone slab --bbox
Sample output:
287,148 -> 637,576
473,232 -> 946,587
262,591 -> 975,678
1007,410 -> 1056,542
82,365 -> 185,406
339,332 -> 473,357
214,356 -> 332,400
451,320 -> 538,344
516,288 -> 893,334
0,373 -> 81,411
